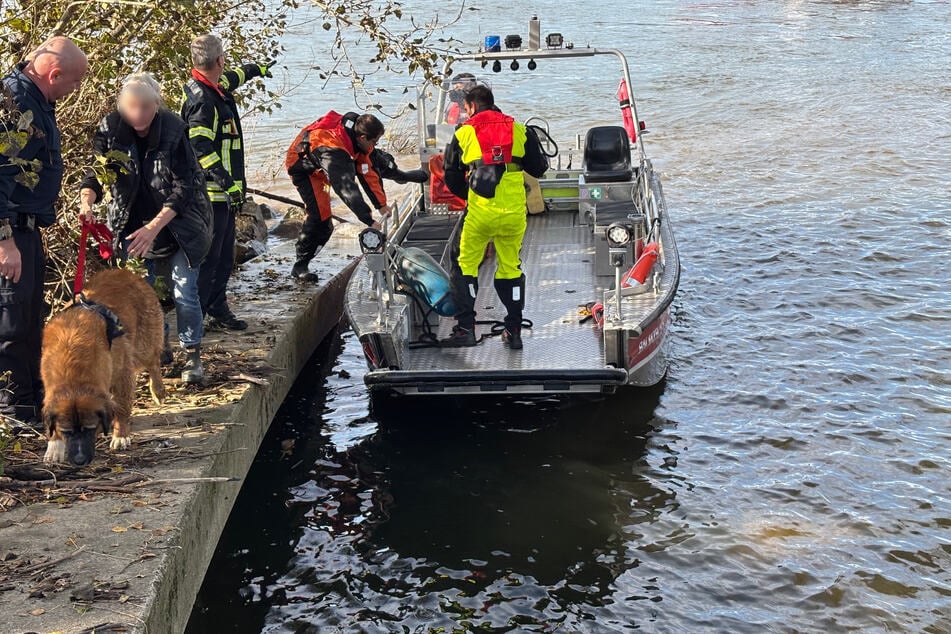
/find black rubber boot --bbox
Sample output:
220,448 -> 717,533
495,275 -> 526,350
502,325 -> 522,350
292,228 -> 321,283
451,275 -> 479,330
291,259 -> 319,283
207,310 -> 248,331
440,325 -> 478,348
442,275 -> 479,348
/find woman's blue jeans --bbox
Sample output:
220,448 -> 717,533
146,249 -> 203,349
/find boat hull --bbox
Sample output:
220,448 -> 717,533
626,307 -> 671,387
364,367 -> 629,395
345,195 -> 678,396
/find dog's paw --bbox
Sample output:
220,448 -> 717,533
110,435 -> 132,451
44,439 -> 67,463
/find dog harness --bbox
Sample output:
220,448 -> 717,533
73,295 -> 126,348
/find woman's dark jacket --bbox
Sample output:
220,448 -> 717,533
80,109 -> 212,267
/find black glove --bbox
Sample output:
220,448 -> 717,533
227,185 -> 245,213
373,149 -> 428,184
392,168 -> 429,185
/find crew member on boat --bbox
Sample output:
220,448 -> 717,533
284,111 -> 395,283
444,73 -> 477,125
441,86 -> 548,350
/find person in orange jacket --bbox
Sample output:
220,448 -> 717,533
285,111 -> 426,282
444,73 -> 477,125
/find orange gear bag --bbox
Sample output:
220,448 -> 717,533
428,154 -> 466,211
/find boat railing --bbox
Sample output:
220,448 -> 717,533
634,160 -> 660,242
367,188 -> 422,323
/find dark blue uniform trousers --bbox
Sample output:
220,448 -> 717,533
0,229 -> 47,422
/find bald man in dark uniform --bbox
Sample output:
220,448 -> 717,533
0,37 -> 88,426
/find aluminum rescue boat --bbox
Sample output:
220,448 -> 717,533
345,20 -> 680,396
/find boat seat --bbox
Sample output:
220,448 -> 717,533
403,213 -> 460,242
400,239 -> 447,263
582,126 -> 633,183
594,200 -> 643,226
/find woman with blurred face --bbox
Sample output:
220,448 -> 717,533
79,73 -> 213,384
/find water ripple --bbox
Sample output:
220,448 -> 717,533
189,1 -> 951,632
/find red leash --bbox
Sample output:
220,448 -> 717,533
73,219 -> 115,295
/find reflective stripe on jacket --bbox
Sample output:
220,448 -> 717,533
181,64 -> 264,202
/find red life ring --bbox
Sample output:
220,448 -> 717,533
617,79 -> 637,143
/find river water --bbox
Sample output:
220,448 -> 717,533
188,1 -> 950,631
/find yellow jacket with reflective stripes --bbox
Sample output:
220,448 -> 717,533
181,64 -> 266,203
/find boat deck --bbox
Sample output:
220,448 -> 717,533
404,211 -> 609,372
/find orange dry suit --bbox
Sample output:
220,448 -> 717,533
285,111 -> 386,262
285,111 -> 386,224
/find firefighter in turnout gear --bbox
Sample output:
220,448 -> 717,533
181,34 -> 271,331
285,112 -> 425,283
442,86 -> 548,349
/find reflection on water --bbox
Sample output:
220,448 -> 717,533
188,331 -> 675,632
192,0 -> 949,631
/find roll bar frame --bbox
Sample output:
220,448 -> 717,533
436,47 -> 647,159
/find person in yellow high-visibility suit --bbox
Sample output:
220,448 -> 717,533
442,86 -> 548,349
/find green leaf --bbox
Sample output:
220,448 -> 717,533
14,170 -> 39,190
16,109 -> 33,132
0,130 -> 28,158
6,17 -> 30,33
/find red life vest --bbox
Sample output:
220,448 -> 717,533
464,109 -> 517,166
428,154 -> 467,211
302,110 -> 356,155
446,101 -> 463,125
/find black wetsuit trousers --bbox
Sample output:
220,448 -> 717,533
197,201 -> 236,319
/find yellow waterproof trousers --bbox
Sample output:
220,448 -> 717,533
457,206 -> 527,280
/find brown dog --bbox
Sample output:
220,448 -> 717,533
42,269 -> 166,465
